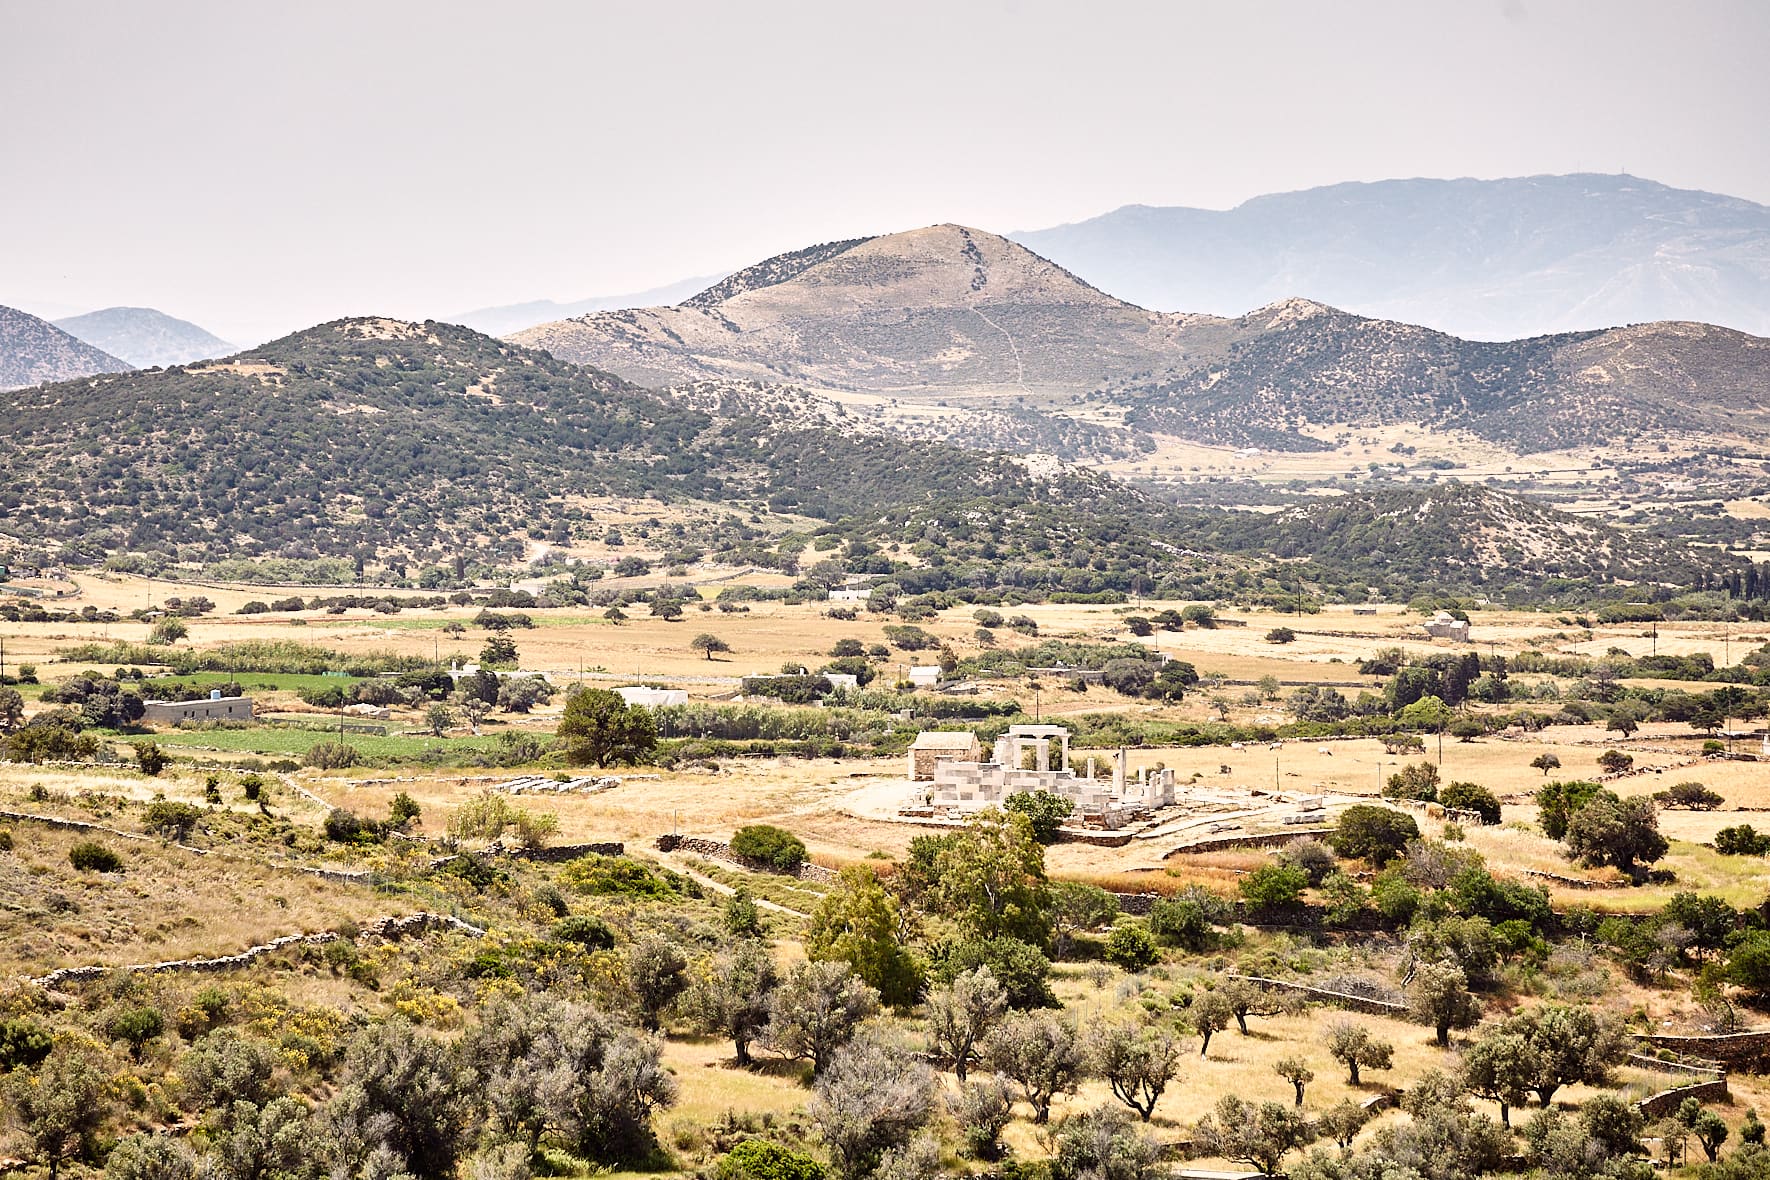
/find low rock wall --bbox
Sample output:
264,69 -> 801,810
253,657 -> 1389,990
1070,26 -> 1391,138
1638,1031 -> 1770,1068
0,808 -> 206,854
1164,828 -> 1336,856
1222,972 -> 1407,1016
1637,1078 -> 1731,1119
656,835 -> 839,883
30,912 -> 484,989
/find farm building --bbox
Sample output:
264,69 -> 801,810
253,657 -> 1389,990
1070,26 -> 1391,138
142,692 -> 254,725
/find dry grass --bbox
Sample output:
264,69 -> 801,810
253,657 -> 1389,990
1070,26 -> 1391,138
0,821 -> 416,977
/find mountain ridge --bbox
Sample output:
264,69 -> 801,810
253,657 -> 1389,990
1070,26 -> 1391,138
0,303 -> 132,389
1012,173 -> 1770,340
54,306 -> 233,368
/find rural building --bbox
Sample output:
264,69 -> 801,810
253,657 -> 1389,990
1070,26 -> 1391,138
907,730 -> 983,780
142,691 -> 254,725
617,686 -> 689,708
824,673 -> 860,691
908,665 -> 941,687
827,588 -> 871,603
1423,610 -> 1471,642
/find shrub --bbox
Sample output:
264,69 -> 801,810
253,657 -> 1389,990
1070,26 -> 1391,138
1103,923 -> 1160,971
1717,825 -> 1770,856
134,741 -> 168,776
1240,862 -> 1308,908
69,841 -> 121,872
304,740 -> 361,769
1265,627 -> 1296,644
559,854 -> 695,899
716,1141 -> 827,1180
388,792 -> 422,828
143,800 -> 203,841
1147,889 -> 1229,951
552,914 -> 617,950
0,1017 -> 53,1071
0,828 -> 13,852
323,808 -> 381,844
730,824 -> 809,872
107,1006 -> 166,1059
1331,805 -> 1419,865
1439,781 -> 1501,825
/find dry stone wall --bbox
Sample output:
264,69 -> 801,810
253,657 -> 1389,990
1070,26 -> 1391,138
1637,1078 -> 1731,1118
655,835 -> 839,883
29,911 -> 484,989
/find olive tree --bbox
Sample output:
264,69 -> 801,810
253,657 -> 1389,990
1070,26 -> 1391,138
764,960 -> 880,1075
811,1035 -> 938,1180
923,967 -> 1007,1082
1089,1022 -> 1180,1121
1325,1021 -> 1393,1085
685,940 -> 778,1066
1407,961 -> 1482,1047
981,1010 -> 1085,1124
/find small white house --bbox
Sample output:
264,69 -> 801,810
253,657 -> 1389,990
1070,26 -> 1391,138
824,673 -> 860,691
827,589 -> 871,603
617,686 -> 689,708
908,665 -> 941,688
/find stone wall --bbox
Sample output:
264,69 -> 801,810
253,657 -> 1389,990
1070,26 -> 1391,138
1638,1031 -> 1770,1068
0,808 -> 206,854
656,835 -> 839,883
1222,972 -> 1408,1016
1164,828 -> 1336,857
1637,1078 -> 1731,1119
30,911 -> 484,989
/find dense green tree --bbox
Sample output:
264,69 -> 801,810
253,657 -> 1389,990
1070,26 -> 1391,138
806,866 -> 922,1007
558,688 -> 658,767
1004,790 -> 1073,844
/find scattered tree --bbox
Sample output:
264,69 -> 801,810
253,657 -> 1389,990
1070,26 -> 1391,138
1408,961 -> 1481,1047
765,961 -> 880,1075
691,633 -> 732,661
1089,1022 -> 1179,1121
981,1010 -> 1084,1124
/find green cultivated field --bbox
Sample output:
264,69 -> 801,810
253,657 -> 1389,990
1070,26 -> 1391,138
126,725 -> 504,761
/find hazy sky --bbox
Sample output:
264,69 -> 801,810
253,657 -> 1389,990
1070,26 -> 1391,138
3,0 -> 1766,344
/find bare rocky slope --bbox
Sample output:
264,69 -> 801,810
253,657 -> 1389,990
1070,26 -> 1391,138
0,303 -> 131,389
508,224 -> 1186,394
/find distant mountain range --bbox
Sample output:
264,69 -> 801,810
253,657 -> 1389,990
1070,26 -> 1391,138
54,306 -> 233,368
0,304 -> 131,388
449,274 -> 726,337
508,224 -> 1770,453
1013,174 -> 1770,340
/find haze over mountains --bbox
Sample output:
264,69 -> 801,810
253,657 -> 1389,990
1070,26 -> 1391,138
450,274 -> 727,338
53,306 -> 233,368
0,304 -> 131,389
1013,174 -> 1770,340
